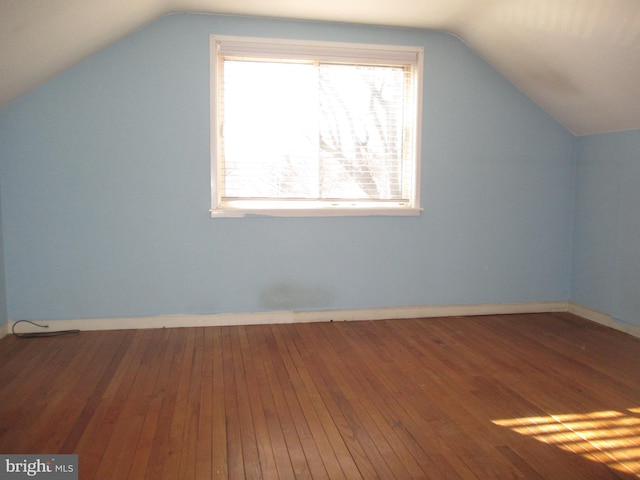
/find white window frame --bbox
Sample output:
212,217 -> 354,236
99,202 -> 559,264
210,35 -> 424,218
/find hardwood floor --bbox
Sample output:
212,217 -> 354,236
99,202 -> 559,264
1,313 -> 639,479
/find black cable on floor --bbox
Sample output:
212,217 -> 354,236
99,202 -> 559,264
12,320 -> 80,338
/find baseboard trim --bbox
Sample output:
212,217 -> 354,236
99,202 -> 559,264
6,301 -> 637,339
8,301 -> 569,335
568,302 -> 640,338
567,302 -> 612,325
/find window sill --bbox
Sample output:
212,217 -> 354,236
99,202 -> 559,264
210,205 -> 422,218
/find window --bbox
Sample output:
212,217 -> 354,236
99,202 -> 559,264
210,35 -> 423,217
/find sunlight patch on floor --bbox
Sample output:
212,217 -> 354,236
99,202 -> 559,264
493,409 -> 640,477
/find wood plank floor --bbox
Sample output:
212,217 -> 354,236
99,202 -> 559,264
1,312 -> 639,479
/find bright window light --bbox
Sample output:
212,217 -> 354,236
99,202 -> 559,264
210,36 -> 423,218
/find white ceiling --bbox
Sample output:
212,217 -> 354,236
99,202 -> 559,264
1,0 -> 639,135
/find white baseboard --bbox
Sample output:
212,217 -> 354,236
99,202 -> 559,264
7,301 -> 569,335
0,322 -> 8,339
567,302 -> 612,325
568,302 -> 640,338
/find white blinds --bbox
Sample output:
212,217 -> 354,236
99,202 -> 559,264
212,36 -> 422,209
215,36 -> 422,65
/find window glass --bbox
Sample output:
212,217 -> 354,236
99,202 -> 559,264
211,36 -> 423,217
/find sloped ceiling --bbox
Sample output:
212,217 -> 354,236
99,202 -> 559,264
1,0 -> 639,135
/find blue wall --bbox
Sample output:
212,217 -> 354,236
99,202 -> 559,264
573,130 -> 640,326
0,186 -> 7,328
0,14 -> 575,322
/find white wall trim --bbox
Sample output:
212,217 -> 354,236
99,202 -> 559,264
567,302 -> 612,325
568,302 -> 640,338
8,301 -> 568,335
6,301 -> 638,339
